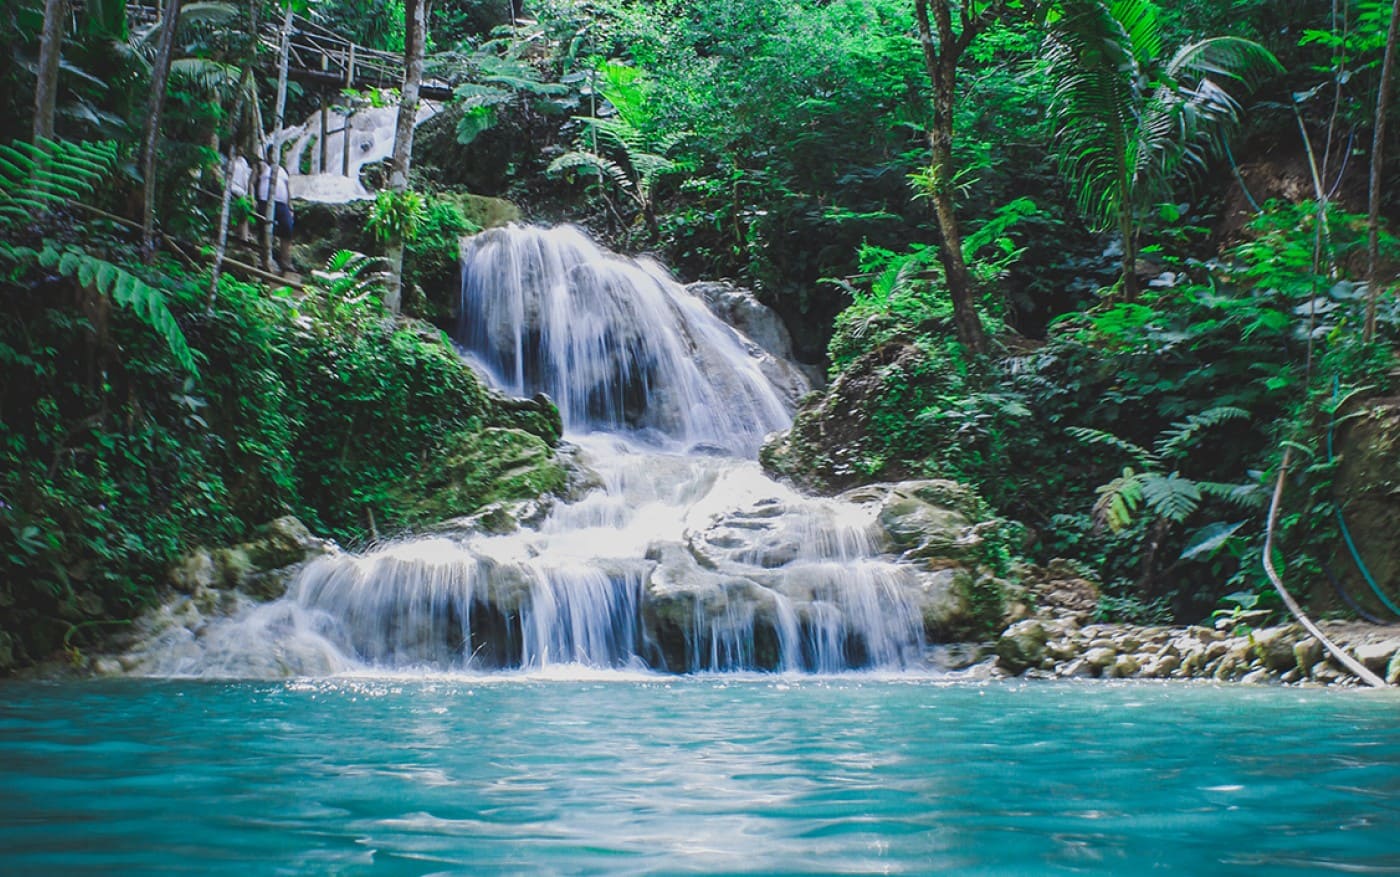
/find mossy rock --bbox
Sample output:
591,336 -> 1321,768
396,427 -> 567,525
1331,398 -> 1400,617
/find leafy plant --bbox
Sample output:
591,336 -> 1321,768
1041,0 -> 1281,296
1069,405 -> 1255,531
365,188 -> 428,244
547,60 -> 686,241
0,139 -> 197,375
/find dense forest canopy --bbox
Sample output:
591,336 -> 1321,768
1,0 -> 1398,671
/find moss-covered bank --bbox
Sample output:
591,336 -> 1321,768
0,245 -> 564,673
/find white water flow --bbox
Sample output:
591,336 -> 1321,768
129,226 -> 939,677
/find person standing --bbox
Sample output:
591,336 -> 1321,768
229,152 -> 252,242
257,155 -> 294,273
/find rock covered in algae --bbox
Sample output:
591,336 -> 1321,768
392,426 -> 568,526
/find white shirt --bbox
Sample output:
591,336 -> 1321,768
229,156 -> 251,197
256,164 -> 290,204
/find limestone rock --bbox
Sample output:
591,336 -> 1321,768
996,619 -> 1050,674
1353,640 -> 1400,674
1330,399 -> 1400,613
1294,637 -> 1324,676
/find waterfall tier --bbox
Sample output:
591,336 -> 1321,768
457,224 -> 798,457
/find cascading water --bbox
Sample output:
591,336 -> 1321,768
126,226 -> 951,678
456,224 -> 794,455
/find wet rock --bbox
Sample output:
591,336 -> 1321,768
1293,637 -> 1324,676
760,341 -> 928,492
1083,647 -> 1117,674
1111,655 -> 1140,678
1388,653 -> 1400,686
168,516 -> 333,602
1330,399 -> 1400,612
1353,640 -> 1400,674
1251,626 -> 1300,672
394,427 -> 568,526
688,281 -> 822,396
926,642 -> 992,672
995,619 -> 1050,674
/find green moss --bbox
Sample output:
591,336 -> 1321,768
952,571 -> 1008,641
393,427 -> 567,525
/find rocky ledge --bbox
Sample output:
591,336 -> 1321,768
982,564 -> 1400,687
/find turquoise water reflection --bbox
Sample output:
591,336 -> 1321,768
1,677 -> 1398,874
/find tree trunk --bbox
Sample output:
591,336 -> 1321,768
914,0 -> 989,355
33,0 -> 67,142
1366,0 -> 1400,342
209,65 -> 257,308
262,4 -> 294,272
385,0 -> 426,315
139,0 -> 184,262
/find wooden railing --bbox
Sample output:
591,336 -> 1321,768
124,3 -> 451,98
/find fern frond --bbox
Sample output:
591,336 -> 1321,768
0,140 -> 119,225
1155,405 -> 1248,459
1066,425 -> 1155,467
1093,467 -> 1144,532
38,244 -> 198,375
1197,480 -> 1267,510
1140,472 -> 1201,523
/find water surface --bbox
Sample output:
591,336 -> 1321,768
2,677 -> 1397,874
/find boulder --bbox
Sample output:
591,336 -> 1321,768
996,619 -> 1050,674
1330,399 -> 1400,616
168,516 -> 332,602
1353,640 -> 1400,674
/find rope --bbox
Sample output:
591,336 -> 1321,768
1324,563 -> 1395,625
1327,376 -> 1400,617
1224,140 -> 1262,214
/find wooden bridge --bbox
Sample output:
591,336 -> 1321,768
127,3 -> 454,101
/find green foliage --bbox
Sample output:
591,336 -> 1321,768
548,60 -> 686,240
365,189 -> 428,244
403,195 -> 479,311
0,236 -> 563,671
1042,0 -> 1281,288
0,139 -> 117,224
0,140 -> 198,376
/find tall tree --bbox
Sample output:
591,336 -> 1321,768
913,0 -> 1004,354
139,0 -> 185,262
384,0 -> 427,314
32,0 -> 67,142
262,2 -> 295,272
1366,0 -> 1399,342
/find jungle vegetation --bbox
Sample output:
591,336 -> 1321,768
1,0 -> 1397,668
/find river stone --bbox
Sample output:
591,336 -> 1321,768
1250,626 -> 1299,672
1111,655 -> 1141,678
1083,647 -> 1116,674
1153,654 -> 1181,677
995,619 -> 1050,674
1294,637 -> 1324,676
1388,653 -> 1400,685
1353,640 -> 1400,674
1240,668 -> 1272,685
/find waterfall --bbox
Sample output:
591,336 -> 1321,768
126,226 -> 944,678
457,224 -> 793,455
